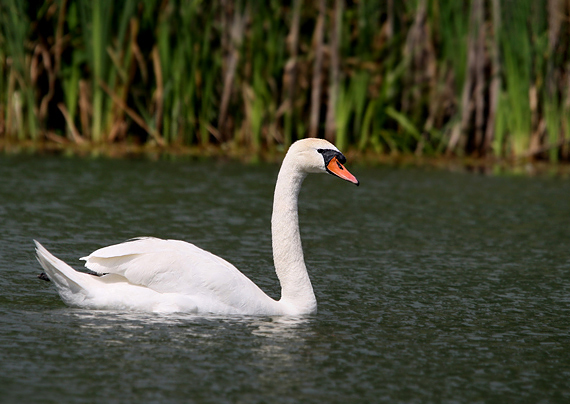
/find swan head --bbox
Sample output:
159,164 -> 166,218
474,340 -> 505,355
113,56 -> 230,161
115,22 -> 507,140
287,138 -> 359,185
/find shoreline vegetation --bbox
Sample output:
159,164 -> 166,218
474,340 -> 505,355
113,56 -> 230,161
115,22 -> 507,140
1,1 -> 570,172
4,137 -> 570,178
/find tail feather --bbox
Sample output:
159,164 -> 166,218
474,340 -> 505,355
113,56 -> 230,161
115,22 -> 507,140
34,240 -> 94,301
34,240 -> 199,312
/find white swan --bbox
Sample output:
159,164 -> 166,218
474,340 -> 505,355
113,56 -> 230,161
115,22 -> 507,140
34,138 -> 359,315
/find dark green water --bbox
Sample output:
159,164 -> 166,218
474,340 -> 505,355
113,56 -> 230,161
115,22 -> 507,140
1,155 -> 569,403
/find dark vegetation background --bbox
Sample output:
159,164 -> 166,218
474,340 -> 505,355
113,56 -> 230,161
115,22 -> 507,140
1,0 -> 570,162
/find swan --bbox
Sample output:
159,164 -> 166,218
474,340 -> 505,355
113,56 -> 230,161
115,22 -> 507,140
34,138 -> 359,315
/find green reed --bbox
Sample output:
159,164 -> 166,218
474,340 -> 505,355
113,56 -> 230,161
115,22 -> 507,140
500,0 -> 533,158
0,0 -> 38,140
0,0 -> 569,163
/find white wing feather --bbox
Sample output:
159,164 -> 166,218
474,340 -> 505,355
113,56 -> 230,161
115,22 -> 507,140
80,237 -> 278,313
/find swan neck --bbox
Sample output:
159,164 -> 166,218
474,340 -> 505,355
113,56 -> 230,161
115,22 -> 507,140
271,162 -> 317,314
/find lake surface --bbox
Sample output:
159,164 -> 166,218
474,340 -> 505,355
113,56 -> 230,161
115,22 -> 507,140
1,154 -> 569,403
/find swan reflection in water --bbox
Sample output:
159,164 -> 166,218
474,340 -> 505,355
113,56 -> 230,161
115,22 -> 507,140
69,310 -> 312,340
66,310 -> 313,378
250,315 -> 312,338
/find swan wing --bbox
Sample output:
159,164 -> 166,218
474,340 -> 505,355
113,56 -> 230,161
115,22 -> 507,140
81,237 -> 238,278
80,237 -> 276,313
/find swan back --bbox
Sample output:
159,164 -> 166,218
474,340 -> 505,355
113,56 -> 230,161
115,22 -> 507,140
80,237 -> 282,314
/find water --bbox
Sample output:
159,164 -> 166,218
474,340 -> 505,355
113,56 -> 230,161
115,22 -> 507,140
1,154 -> 570,403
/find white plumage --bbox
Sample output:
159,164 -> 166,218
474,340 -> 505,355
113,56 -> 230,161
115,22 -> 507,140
35,138 -> 359,315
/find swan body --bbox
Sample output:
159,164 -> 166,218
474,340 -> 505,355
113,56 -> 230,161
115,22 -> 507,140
35,138 -> 359,315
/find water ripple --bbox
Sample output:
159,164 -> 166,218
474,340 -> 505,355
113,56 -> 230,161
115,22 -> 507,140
1,156 -> 569,402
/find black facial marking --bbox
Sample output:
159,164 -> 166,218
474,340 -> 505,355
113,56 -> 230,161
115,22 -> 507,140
317,148 -> 346,166
317,148 -> 348,177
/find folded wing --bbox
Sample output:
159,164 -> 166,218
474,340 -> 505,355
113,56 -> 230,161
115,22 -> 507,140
81,237 -> 276,312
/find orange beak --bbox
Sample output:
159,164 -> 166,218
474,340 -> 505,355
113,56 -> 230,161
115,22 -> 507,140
326,157 -> 359,186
